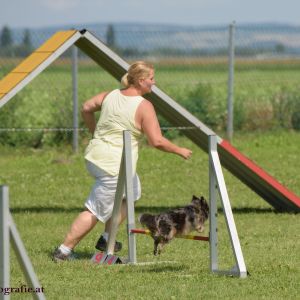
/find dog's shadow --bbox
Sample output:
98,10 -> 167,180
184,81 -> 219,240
143,264 -> 187,273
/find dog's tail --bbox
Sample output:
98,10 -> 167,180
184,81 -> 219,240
139,213 -> 157,232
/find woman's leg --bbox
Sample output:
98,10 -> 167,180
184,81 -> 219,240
63,210 -> 98,249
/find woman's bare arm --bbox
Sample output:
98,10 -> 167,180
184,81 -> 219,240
81,92 -> 108,133
139,100 -> 192,159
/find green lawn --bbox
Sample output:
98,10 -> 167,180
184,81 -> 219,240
0,130 -> 299,299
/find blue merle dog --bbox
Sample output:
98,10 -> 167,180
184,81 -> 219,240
139,195 -> 209,255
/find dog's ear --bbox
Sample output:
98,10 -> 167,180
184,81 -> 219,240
200,196 -> 209,212
200,196 -> 207,204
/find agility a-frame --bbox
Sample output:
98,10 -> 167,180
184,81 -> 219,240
0,29 -> 299,212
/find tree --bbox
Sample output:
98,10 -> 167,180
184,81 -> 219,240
0,25 -> 13,47
22,29 -> 32,48
275,43 -> 285,54
15,29 -> 33,57
106,24 -> 116,48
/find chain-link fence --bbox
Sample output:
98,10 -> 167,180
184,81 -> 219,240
1,23 -> 300,147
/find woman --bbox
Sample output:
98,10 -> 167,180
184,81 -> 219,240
53,61 -> 192,261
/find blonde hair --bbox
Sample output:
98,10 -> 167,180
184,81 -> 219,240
121,61 -> 154,88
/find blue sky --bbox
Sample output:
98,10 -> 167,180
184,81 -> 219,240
1,0 -> 300,29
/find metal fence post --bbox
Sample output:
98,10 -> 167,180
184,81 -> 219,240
0,185 -> 10,299
72,45 -> 78,153
227,21 -> 235,142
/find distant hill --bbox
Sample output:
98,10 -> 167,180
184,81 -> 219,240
9,22 -> 300,56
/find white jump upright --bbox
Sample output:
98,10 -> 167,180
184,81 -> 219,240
0,185 -> 46,300
106,130 -> 137,263
209,135 -> 247,278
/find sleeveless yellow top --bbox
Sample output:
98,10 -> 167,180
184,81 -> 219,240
84,89 -> 144,176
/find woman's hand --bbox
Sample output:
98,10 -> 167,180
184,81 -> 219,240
179,148 -> 193,160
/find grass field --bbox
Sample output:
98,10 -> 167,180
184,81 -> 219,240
0,129 -> 299,299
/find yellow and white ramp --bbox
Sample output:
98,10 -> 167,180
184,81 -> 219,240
0,30 -> 81,107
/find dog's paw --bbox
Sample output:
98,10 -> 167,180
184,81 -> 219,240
196,225 -> 204,233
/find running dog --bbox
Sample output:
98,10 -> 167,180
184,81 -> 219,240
139,195 -> 209,255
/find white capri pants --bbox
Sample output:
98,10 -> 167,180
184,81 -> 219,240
84,161 -> 141,223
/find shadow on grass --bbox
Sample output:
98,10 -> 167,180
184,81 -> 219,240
139,264 -> 187,273
48,249 -> 96,261
11,205 -> 277,214
230,207 -> 276,214
136,206 -> 276,214
11,206 -> 84,214
48,249 -> 186,271
74,251 -> 96,260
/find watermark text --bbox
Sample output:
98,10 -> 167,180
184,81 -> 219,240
0,285 -> 44,296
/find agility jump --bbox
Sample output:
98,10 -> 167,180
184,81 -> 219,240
91,131 -> 247,278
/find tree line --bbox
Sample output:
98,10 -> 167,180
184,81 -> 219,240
0,25 -> 33,57
0,24 -> 141,59
0,24 -> 288,59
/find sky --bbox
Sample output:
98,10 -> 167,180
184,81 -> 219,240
1,0 -> 300,29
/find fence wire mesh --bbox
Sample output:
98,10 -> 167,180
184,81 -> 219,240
0,23 -> 300,147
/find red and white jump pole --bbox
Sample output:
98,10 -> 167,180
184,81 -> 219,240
130,228 -> 209,242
